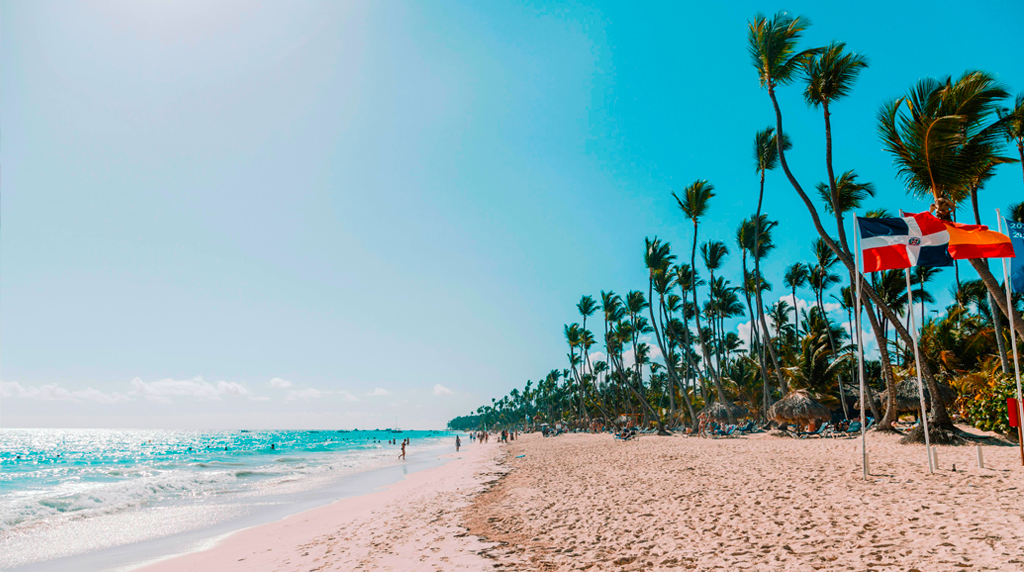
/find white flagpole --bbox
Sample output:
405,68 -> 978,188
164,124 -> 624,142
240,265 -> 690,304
905,267 -> 934,473
996,211 -> 1024,465
853,214 -> 868,479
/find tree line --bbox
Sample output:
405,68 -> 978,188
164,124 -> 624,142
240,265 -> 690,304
450,13 -> 1024,443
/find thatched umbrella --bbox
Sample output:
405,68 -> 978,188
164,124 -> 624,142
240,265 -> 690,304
841,385 -> 882,414
769,390 -> 831,428
699,401 -> 746,424
882,379 -> 957,414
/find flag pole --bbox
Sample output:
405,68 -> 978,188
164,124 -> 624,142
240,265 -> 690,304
996,210 -> 1024,465
853,214 -> 868,479
905,267 -> 934,473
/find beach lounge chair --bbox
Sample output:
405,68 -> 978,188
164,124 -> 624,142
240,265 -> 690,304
798,423 -> 830,439
834,421 -> 861,438
735,421 -> 754,434
712,425 -> 737,438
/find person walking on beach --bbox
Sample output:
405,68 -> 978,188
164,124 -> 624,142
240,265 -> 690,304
398,440 -> 406,460
456,435 -> 461,452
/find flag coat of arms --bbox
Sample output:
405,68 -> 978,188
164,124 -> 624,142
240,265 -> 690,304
1007,218 -> 1024,294
857,211 -> 1013,274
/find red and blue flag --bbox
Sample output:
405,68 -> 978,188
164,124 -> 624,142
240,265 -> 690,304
857,211 -> 1014,274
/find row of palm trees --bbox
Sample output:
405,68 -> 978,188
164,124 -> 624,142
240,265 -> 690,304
449,13 -> 1024,443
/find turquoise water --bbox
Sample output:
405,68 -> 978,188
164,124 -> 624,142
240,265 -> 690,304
0,428 -> 452,569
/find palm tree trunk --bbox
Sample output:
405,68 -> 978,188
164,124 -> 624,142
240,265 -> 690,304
754,172 -> 788,395
648,285 -> 693,429
970,188 -> 1011,372
968,258 -> 1024,341
767,85 -> 953,429
690,222 -> 721,397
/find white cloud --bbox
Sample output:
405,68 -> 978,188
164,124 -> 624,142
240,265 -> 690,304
129,376 -> 252,403
1,380 -> 130,404
270,377 -> 293,389
367,387 -> 390,397
432,384 -> 454,396
286,388 -> 323,401
338,391 -> 360,402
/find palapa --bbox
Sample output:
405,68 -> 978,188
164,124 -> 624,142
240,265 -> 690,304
879,379 -> 957,413
769,390 -> 831,425
699,400 -> 746,423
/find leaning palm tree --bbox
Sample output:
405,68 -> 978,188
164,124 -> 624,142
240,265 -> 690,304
750,12 -> 956,440
877,71 -> 1024,343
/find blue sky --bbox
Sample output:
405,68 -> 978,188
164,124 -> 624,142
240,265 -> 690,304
3,1 -> 1022,429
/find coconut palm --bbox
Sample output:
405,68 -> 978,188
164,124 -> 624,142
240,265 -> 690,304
645,237 -> 697,427
803,41 -> 868,248
878,70 -> 1023,345
998,92 -> 1024,185
783,262 -> 808,339
749,14 -> 951,440
674,180 -> 720,392
751,127 -> 791,394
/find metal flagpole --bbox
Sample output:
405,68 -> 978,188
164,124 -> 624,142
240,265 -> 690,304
996,211 -> 1024,465
905,267 -> 934,473
853,214 -> 868,479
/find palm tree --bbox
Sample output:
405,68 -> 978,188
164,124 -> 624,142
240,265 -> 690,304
878,71 -> 1023,344
998,92 -> 1024,185
750,12 -> 954,439
803,41 -> 868,249
701,241 -> 729,382
783,262 -> 808,339
752,126 -> 791,395
674,180 -> 720,394
577,295 -> 600,399
645,237 -> 697,428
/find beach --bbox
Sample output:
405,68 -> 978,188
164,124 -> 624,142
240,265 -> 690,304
133,429 -> 1023,572
135,439 -> 505,571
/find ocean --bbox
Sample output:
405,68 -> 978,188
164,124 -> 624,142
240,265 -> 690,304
0,428 -> 454,570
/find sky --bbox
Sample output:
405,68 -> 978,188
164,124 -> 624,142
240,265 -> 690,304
2,0 -> 1022,430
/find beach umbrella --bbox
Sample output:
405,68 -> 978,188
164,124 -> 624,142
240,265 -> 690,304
841,385 -> 882,414
699,401 -> 746,423
884,379 -> 957,414
768,390 -> 831,426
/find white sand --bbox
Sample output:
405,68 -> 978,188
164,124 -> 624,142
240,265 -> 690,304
137,429 -> 1024,571
466,430 -> 1024,571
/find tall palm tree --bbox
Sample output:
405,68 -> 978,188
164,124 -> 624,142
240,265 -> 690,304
645,238 -> 697,427
750,12 -> 953,438
674,180 -> 721,394
783,262 -> 808,340
701,240 -> 729,382
752,126 -> 791,394
673,263 -> 705,403
577,295 -> 599,382
803,41 -> 868,249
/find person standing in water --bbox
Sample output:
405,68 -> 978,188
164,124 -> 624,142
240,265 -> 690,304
398,439 -> 406,460
456,435 -> 461,452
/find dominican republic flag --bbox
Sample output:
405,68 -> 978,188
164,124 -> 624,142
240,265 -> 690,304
857,211 -> 1014,274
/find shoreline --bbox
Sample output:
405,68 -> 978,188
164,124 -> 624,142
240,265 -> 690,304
4,439 -> 466,572
131,439 -> 505,571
